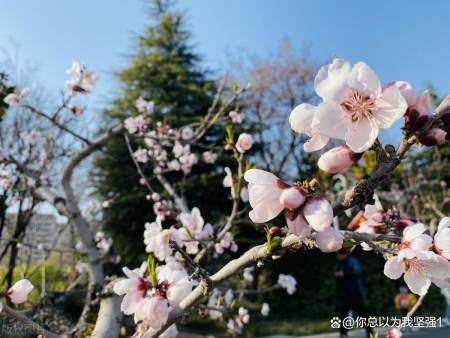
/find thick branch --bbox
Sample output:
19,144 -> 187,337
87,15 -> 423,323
2,303 -> 61,338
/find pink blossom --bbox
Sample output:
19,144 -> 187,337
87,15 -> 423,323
202,151 -> 217,164
133,148 -> 149,163
261,303 -> 270,316
135,97 -> 154,114
144,218 -> 180,261
179,208 -> 213,254
384,248 -> 450,295
244,169 -> 286,223
302,198 -> 334,232
236,133 -> 253,153
215,232 -> 238,254
286,212 -> 311,238
316,227 -> 344,253
4,93 -> 21,106
134,296 -> 170,330
156,264 -> 193,307
229,110 -> 244,123
223,167 -> 234,188
6,279 -> 34,304
277,274 -> 297,295
113,263 -> 150,315
318,145 -> 359,173
181,127 -> 194,140
356,203 -> 384,234
289,103 -> 330,152
400,223 -> 432,251
302,59 -> 407,152
279,186 -> 306,209
434,218 -> 450,260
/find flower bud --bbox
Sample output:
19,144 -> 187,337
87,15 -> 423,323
418,128 -> 446,146
303,198 -> 333,232
279,186 -> 306,209
236,133 -> 253,153
316,227 -> 344,253
269,226 -> 281,236
318,145 -> 360,173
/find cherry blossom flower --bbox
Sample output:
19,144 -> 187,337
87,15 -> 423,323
3,279 -> 34,304
236,307 -> 250,326
125,115 -> 148,134
95,231 -> 113,254
65,60 -> 96,95
4,93 -> 20,106
400,223 -> 432,251
207,288 -> 234,320
302,198 -> 334,232
261,302 -> 270,316
144,218 -> 179,261
202,151 -> 217,164
179,208 -> 213,254
277,274 -> 297,295
67,104 -> 82,115
285,212 -> 312,238
156,264 -> 193,307
229,110 -> 244,123
295,59 -> 407,152
113,262 -> 150,315
133,148 -> 149,163
318,145 -> 361,173
384,248 -> 450,295
181,127 -> 194,140
316,227 -> 344,253
243,267 -> 254,282
134,296 -> 170,330
135,97 -> 154,114
289,103 -> 330,152
355,203 -> 384,234
244,169 -> 307,223
223,167 -> 234,188
236,133 -> 253,153
215,232 -> 238,255
433,217 -> 450,260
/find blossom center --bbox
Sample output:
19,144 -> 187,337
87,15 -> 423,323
341,90 -> 376,122
403,257 -> 430,273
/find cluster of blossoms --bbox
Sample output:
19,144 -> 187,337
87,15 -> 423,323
65,60 -> 96,95
229,110 -> 244,124
113,261 -> 192,336
144,207 -> 237,260
277,273 -> 297,295
384,218 -> 450,295
0,279 -> 34,312
226,307 -> 250,336
94,231 -> 113,255
244,169 -> 344,253
3,87 -> 29,106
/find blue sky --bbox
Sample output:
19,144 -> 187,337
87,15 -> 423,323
0,0 -> 449,113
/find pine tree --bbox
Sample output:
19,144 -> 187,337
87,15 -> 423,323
93,0 -> 226,266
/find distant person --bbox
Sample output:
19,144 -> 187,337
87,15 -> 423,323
395,286 -> 416,317
335,249 -> 373,338
441,287 -> 450,326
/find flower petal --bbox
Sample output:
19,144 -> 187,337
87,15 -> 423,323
384,256 -> 403,280
345,116 -> 379,152
404,271 -> 431,295
314,58 -> 352,102
347,62 -> 381,96
313,101 -> 349,139
374,86 -> 407,128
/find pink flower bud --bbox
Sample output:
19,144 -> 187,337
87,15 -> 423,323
236,133 -> 253,153
318,145 -> 359,173
419,128 -> 446,146
7,279 -> 34,304
303,198 -> 333,232
269,226 -> 281,236
279,187 -> 306,209
151,193 -> 161,201
316,227 -> 344,253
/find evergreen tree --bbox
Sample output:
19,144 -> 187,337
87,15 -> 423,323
93,0 -> 228,266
